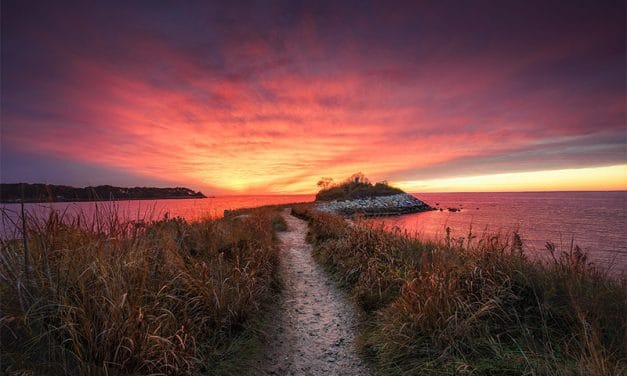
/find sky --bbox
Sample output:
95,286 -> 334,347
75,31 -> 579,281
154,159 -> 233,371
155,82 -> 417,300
1,0 -> 625,194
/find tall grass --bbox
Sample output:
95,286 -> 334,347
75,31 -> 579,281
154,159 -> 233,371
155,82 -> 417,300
0,205 -> 285,375
293,206 -> 627,375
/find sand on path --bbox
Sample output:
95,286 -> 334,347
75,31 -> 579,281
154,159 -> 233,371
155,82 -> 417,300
254,209 -> 370,375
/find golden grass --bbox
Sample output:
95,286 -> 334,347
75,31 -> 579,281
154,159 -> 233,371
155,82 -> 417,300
0,205 -> 286,375
293,206 -> 627,375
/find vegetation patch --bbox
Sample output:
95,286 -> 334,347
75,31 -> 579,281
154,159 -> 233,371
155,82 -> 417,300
0,205 -> 284,374
292,205 -> 627,375
315,173 -> 404,202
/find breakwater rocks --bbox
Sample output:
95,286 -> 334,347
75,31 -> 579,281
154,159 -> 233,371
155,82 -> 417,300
315,193 -> 433,216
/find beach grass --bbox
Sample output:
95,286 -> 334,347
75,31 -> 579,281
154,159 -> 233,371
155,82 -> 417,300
292,205 -> 627,375
0,205 -> 285,375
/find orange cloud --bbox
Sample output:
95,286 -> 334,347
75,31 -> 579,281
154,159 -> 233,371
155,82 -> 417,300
2,1 -> 625,193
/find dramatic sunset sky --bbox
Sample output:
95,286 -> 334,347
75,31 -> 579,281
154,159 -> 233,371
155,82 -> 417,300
1,1 -> 625,194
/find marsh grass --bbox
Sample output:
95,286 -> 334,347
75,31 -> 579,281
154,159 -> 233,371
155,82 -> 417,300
0,204 -> 284,375
293,206 -> 627,375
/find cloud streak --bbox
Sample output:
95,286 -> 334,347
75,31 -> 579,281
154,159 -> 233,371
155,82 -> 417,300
1,0 -> 625,193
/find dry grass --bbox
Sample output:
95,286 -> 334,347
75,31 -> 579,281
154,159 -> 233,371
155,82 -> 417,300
0,205 -> 285,375
294,207 -> 627,375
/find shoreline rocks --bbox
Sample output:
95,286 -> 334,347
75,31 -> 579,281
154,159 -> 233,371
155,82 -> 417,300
315,193 -> 433,216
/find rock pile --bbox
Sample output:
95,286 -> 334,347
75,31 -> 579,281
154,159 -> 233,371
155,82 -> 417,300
315,193 -> 433,216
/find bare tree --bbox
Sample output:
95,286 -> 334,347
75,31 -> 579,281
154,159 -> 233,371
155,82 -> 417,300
348,172 -> 369,184
317,177 -> 334,190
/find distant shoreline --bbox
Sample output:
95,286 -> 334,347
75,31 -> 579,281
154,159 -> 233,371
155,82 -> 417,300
1,196 -> 209,204
2,187 -> 624,204
0,183 -> 206,203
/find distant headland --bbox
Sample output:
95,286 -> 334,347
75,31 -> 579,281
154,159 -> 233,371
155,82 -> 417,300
0,183 -> 206,203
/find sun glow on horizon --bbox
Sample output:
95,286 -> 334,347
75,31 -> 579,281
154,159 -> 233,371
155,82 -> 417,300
394,164 -> 627,193
2,2 -> 624,194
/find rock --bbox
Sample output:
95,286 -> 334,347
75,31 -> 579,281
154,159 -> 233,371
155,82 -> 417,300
315,193 -> 432,216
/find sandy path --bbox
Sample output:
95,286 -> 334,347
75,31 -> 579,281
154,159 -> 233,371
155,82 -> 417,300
254,209 -> 370,375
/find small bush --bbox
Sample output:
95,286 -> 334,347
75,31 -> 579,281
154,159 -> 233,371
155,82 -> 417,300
271,215 -> 288,232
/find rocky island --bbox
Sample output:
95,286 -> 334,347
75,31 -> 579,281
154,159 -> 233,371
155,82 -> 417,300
0,183 -> 206,203
313,173 -> 433,216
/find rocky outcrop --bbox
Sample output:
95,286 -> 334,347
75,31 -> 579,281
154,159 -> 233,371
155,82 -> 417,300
315,193 -> 433,216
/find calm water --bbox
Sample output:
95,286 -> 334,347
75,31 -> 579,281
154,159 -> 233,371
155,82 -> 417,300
0,195 -> 314,236
2,192 -> 625,274
368,192 -> 627,275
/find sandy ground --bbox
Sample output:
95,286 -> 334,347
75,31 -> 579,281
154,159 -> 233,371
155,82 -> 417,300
253,209 -> 370,375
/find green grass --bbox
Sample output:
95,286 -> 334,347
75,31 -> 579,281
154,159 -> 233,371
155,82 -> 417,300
0,205 -> 285,375
293,205 -> 627,375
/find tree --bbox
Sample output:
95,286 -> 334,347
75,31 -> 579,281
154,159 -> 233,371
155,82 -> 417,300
317,177 -> 334,191
347,172 -> 369,184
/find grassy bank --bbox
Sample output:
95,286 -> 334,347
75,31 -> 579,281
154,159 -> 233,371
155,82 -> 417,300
292,205 -> 626,375
0,205 -> 287,374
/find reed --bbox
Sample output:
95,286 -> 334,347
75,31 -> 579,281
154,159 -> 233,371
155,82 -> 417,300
296,207 -> 627,375
0,205 -> 284,375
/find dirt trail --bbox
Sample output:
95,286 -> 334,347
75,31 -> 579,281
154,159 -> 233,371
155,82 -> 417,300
254,209 -> 370,375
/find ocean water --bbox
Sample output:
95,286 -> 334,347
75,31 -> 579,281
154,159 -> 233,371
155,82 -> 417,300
0,195 -> 314,236
367,191 -> 627,275
2,191 -> 625,274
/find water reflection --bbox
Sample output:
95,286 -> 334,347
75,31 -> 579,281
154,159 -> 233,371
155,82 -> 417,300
1,195 -> 314,237
365,192 -> 627,275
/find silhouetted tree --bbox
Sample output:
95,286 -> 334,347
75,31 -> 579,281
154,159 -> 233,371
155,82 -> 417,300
347,172 -> 369,184
317,177 -> 334,190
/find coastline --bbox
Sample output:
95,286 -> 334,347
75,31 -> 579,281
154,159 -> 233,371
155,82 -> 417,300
0,183 -> 206,203
0,195 -> 207,204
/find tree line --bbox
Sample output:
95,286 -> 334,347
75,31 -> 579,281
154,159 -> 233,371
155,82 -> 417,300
0,183 -> 206,203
